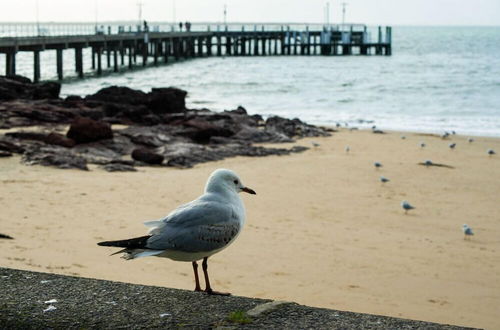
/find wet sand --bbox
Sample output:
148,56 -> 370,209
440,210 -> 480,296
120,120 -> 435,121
1,129 -> 499,329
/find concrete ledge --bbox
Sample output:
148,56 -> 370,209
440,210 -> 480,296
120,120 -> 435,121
0,267 -> 474,329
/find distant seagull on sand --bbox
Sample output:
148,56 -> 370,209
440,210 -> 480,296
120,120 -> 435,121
424,160 -> 433,166
468,137 -> 474,143
374,162 -> 383,169
345,146 -> 350,153
488,149 -> 496,155
98,169 -> 256,295
311,141 -> 320,148
462,224 -> 474,240
401,135 -> 406,140
380,176 -> 390,183
401,200 -> 415,214
449,143 -> 456,150
442,132 -> 450,139
420,142 -> 426,148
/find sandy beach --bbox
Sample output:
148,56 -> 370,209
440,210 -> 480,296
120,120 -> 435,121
1,128 -> 499,329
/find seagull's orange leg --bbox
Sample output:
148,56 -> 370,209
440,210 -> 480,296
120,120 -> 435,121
202,257 -> 230,296
192,261 -> 202,292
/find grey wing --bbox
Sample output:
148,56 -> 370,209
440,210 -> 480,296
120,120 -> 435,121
146,201 -> 242,253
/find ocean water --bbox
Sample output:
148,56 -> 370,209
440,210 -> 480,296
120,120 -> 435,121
4,26 -> 500,136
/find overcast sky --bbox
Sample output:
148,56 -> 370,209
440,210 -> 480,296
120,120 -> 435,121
0,0 -> 499,26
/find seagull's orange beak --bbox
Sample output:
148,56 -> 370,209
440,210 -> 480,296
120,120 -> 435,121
241,187 -> 256,195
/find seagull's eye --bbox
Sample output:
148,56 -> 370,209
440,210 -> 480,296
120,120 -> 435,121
233,179 -> 239,185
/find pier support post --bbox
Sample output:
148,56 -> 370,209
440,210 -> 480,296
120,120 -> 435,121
5,51 -> 16,76
91,48 -> 96,69
120,44 -> 125,65
142,42 -> 148,66
153,42 -> 159,65
254,37 -> 259,55
207,36 -> 212,56
163,41 -> 169,63
75,47 -> 84,78
217,36 -> 222,56
33,50 -> 40,82
113,48 -> 119,72
106,47 -> 111,68
56,48 -> 63,80
96,47 -> 102,75
226,36 -> 232,56
197,37 -> 203,56
128,46 -> 133,68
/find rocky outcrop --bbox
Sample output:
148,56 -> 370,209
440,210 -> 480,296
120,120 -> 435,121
0,76 -> 331,171
131,148 -> 164,165
66,117 -> 113,144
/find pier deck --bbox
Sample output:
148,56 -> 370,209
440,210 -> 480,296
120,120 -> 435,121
0,24 -> 392,82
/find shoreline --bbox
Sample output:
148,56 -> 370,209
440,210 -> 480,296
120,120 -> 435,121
1,128 -> 499,328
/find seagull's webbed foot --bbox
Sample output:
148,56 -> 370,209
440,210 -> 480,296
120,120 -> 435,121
205,288 -> 231,296
201,257 -> 231,296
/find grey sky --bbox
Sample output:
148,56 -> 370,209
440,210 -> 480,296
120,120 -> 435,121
0,0 -> 499,26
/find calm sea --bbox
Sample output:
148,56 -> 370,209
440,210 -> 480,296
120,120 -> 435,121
4,26 -> 500,136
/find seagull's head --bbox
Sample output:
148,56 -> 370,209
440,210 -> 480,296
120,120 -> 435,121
205,169 -> 256,195
463,224 -> 469,229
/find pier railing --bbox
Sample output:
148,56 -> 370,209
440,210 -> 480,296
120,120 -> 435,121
0,22 -> 371,37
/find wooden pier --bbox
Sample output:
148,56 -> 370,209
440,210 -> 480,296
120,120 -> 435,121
0,25 -> 392,82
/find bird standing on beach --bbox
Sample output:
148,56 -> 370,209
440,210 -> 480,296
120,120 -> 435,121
401,200 -> 415,214
468,137 -> 474,143
97,168 -> 256,295
380,176 -> 390,183
487,149 -> 495,156
345,146 -> 350,153
462,224 -> 474,240
374,162 -> 383,169
449,143 -> 456,150
420,142 -> 426,148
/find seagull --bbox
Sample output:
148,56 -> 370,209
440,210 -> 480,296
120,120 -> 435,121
442,132 -> 450,139
374,162 -> 382,169
380,176 -> 390,183
400,135 -> 406,140
401,200 -> 415,214
420,142 -> 426,148
467,137 -> 474,143
424,160 -> 433,166
311,141 -> 320,148
345,146 -> 350,153
488,149 -> 496,155
97,169 -> 256,295
462,224 -> 474,240
449,143 -> 456,150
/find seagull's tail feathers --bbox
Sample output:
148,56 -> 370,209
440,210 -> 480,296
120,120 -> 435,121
97,235 -> 165,260
97,235 -> 152,249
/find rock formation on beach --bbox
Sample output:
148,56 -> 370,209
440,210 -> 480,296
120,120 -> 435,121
0,76 -> 331,171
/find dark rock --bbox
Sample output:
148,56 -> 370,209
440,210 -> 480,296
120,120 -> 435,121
265,116 -> 331,139
67,117 -> 113,144
0,233 -> 13,239
33,82 -> 61,99
1,75 -> 32,84
101,163 -> 137,172
44,132 -> 76,148
64,95 -> 83,102
228,105 -> 247,115
178,119 -> 235,143
0,151 -> 12,157
5,131 -> 47,142
85,86 -> 148,105
148,87 -> 187,113
0,76 -> 60,100
0,139 -> 25,153
22,145 -> 88,170
131,147 -> 164,165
